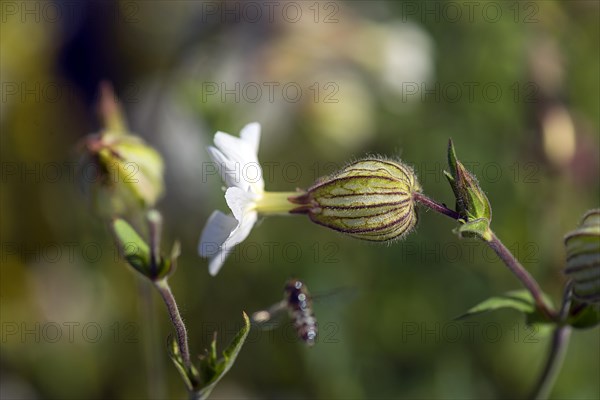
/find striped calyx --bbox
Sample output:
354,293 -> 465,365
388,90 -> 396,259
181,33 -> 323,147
564,209 -> 600,304
291,158 -> 421,242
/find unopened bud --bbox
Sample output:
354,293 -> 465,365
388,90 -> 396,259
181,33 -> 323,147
564,209 -> 600,304
444,139 -> 492,221
78,82 -> 164,217
291,158 -> 421,241
79,132 -> 164,215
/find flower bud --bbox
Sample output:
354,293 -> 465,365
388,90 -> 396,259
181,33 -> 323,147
444,139 -> 491,221
564,209 -> 600,304
78,82 -> 164,217
291,158 -> 421,241
79,132 -> 165,215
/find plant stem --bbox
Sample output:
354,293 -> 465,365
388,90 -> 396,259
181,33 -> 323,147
147,210 -> 163,277
414,192 -> 556,321
413,192 -> 462,220
155,279 -> 191,368
529,283 -> 574,399
414,189 -> 572,398
138,279 -> 166,400
530,326 -> 572,400
487,232 -> 556,321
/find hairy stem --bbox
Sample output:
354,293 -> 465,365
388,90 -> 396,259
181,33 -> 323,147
138,280 -> 166,399
529,284 -> 573,400
487,233 -> 556,321
530,326 -> 572,400
413,192 -> 462,220
147,210 -> 163,277
414,192 -> 556,320
155,279 -> 191,368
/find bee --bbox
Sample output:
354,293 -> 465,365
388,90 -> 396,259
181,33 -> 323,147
284,279 -> 318,346
252,278 -> 318,346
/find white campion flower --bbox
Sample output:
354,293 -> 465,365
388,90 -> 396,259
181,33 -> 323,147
198,123 -> 298,275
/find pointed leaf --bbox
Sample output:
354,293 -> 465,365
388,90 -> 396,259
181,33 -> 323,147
445,139 -> 492,222
443,170 -> 455,184
457,290 -> 535,318
456,290 -> 554,326
171,239 -> 182,260
199,332 -> 219,385
223,312 -> 251,362
447,139 -> 459,179
154,241 -> 180,281
196,312 -> 251,399
154,239 -> 181,281
167,335 -> 200,391
111,219 -> 151,277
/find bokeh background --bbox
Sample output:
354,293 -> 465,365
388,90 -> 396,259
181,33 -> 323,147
1,1 -> 599,399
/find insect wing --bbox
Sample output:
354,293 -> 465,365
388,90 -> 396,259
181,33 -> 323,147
250,300 -> 287,331
310,286 -> 359,306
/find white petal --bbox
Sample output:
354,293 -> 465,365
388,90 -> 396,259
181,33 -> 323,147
240,122 -> 261,154
214,131 -> 257,166
213,130 -> 264,193
208,210 -> 258,276
225,187 -> 257,222
198,211 -> 238,258
222,210 -> 258,250
206,145 -> 225,166
207,146 -> 245,190
207,248 -> 233,276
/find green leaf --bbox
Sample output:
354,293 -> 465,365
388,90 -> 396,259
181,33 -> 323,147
167,335 -> 200,391
111,219 -> 151,277
447,138 -> 459,179
171,239 -> 182,260
111,214 -> 178,281
156,240 -> 181,280
457,290 -> 554,326
223,312 -> 250,362
567,302 -> 600,329
198,332 -> 219,386
454,218 -> 492,241
195,312 -> 251,399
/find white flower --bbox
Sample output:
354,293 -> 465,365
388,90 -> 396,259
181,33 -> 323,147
199,123 -> 298,276
198,122 -> 263,275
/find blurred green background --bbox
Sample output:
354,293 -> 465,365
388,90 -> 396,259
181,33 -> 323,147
1,1 -> 599,399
